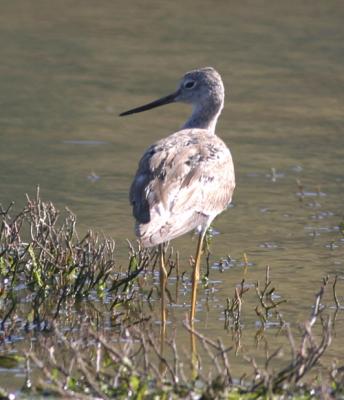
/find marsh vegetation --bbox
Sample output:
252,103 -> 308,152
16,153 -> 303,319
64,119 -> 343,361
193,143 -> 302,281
0,192 -> 343,399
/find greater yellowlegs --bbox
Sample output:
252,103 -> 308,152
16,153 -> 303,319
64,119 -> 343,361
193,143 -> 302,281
120,67 -> 235,325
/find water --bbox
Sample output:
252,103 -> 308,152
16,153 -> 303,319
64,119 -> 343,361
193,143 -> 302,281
0,0 -> 343,390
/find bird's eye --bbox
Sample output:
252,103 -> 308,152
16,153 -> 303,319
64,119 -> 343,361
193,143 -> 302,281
184,80 -> 196,89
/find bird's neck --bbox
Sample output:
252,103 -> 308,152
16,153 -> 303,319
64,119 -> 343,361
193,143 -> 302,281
182,98 -> 224,134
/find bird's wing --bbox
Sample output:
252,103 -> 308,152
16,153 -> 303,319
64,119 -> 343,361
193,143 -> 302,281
130,129 -> 235,225
168,136 -> 235,218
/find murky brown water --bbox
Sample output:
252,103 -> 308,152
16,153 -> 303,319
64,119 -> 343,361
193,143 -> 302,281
1,0 -> 343,390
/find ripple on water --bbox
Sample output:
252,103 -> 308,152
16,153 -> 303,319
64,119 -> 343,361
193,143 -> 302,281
211,256 -> 255,271
325,242 -> 340,250
296,191 -> 327,197
290,165 -> 303,173
87,172 -> 101,182
266,169 -> 285,182
306,201 -> 322,208
258,242 -> 281,249
310,211 -> 335,220
304,226 -> 339,236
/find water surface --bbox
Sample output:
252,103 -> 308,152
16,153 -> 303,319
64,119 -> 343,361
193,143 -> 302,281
0,0 -> 343,390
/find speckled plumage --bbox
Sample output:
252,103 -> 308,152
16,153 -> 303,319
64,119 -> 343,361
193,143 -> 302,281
130,128 -> 235,247
124,67 -> 235,248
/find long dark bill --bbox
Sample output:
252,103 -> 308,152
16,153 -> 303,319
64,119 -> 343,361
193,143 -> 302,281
119,91 -> 178,116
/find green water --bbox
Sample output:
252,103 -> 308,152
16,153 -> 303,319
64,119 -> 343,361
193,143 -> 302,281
0,0 -> 343,390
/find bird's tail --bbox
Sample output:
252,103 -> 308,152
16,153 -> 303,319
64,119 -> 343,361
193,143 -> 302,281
136,211 -> 209,248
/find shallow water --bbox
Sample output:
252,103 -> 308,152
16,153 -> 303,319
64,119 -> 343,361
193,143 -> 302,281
0,0 -> 344,391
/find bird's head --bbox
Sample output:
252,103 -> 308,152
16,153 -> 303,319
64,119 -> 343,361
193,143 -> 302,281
119,67 -> 224,117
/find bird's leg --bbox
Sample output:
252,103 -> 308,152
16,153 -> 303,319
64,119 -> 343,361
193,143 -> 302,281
190,231 -> 206,377
190,230 -> 206,324
159,244 -> 167,354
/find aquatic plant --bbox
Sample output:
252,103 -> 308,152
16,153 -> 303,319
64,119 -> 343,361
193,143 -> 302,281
0,191 -> 343,399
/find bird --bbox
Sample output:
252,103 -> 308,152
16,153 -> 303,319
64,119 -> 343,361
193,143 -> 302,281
120,67 -> 235,326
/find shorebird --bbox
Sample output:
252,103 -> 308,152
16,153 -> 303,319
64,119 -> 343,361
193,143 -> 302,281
120,67 -> 235,325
